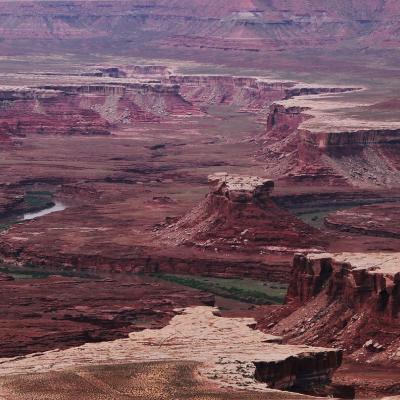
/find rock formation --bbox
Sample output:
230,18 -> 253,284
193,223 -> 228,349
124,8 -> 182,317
261,100 -> 400,187
267,252 -> 400,365
158,173 -> 324,251
169,75 -> 292,114
0,82 -> 200,137
0,173 -> 324,282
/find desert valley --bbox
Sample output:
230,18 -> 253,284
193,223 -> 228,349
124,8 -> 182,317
0,1 -> 400,399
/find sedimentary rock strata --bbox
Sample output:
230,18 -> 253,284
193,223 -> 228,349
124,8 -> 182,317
0,72 -> 294,141
169,75 -> 293,114
1,1 -> 400,55
262,84 -> 400,187
260,99 -> 400,187
0,82 -> 200,137
268,252 -> 400,365
158,173 -> 324,252
325,203 -> 400,238
0,306 -> 342,395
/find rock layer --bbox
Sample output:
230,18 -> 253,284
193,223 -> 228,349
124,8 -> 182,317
0,82 -> 199,137
1,1 -> 400,54
268,253 -> 400,365
158,173 -> 324,251
325,203 -> 400,238
0,306 -> 342,395
261,102 -> 400,187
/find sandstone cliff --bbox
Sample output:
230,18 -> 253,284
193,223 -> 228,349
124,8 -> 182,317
0,82 -> 200,137
261,101 -> 400,187
267,253 -> 400,365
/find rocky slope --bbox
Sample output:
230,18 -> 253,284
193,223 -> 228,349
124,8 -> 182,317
168,75 -> 292,114
265,252 -> 400,366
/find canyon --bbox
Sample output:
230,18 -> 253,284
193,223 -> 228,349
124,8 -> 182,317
0,60 -> 399,398
0,1 -> 400,399
0,61 -> 400,398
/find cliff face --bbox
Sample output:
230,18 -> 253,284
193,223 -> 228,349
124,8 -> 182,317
0,88 -> 111,137
0,1 -> 399,54
261,103 -> 349,184
288,253 -> 400,318
261,102 -> 400,187
306,128 -> 400,187
0,82 -> 199,137
169,76 -> 292,113
269,253 -> 400,365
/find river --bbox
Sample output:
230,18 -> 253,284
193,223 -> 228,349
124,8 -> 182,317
23,201 -> 67,221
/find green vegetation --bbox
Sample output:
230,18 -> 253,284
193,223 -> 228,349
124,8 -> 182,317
0,223 -> 11,231
295,209 -> 336,228
294,201 -> 392,228
24,190 -> 53,210
0,191 -> 54,232
0,264 -> 98,280
0,218 -> 23,232
154,274 -> 288,305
